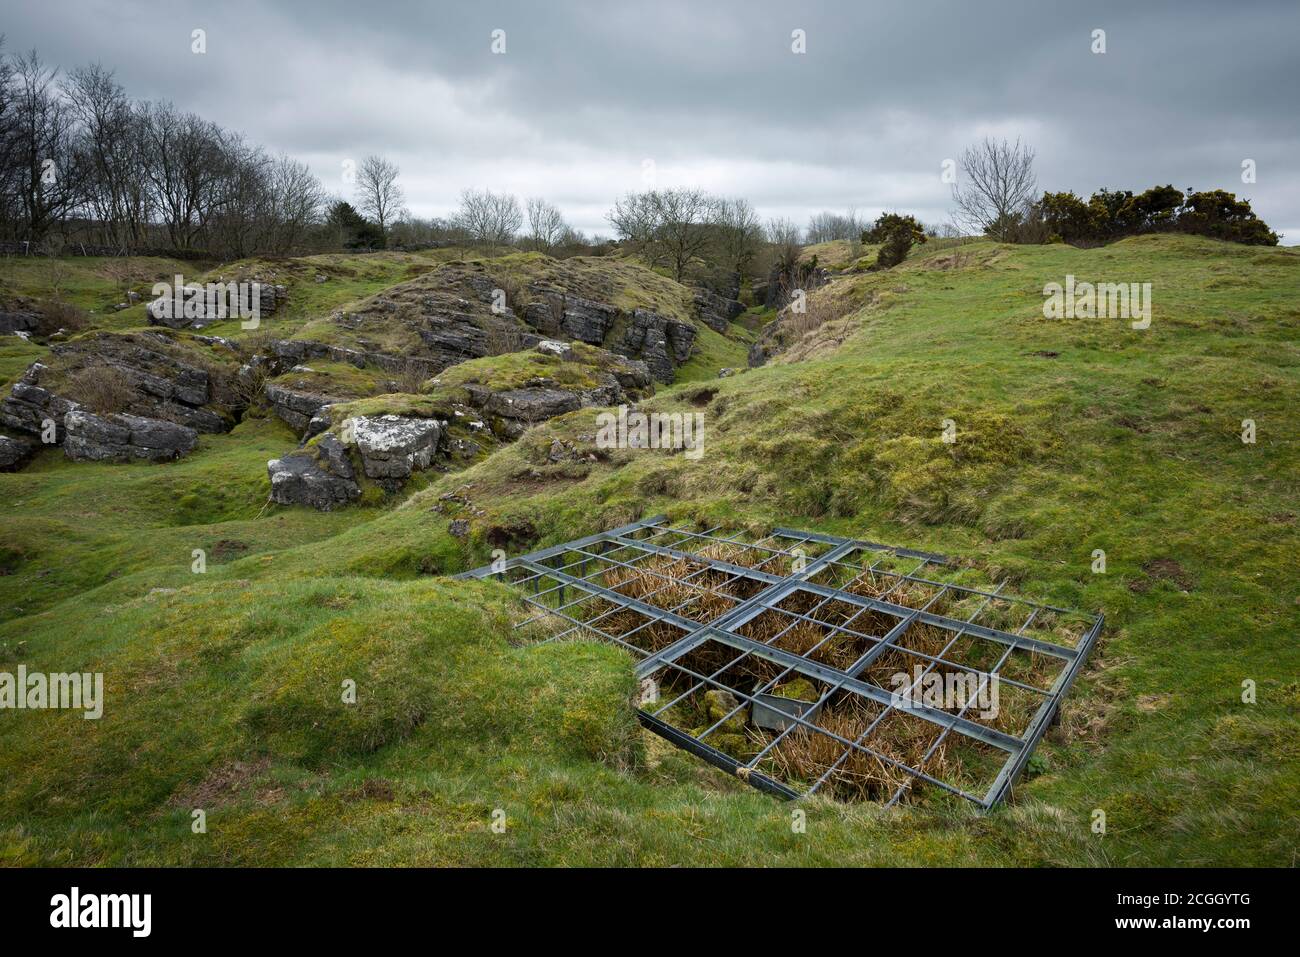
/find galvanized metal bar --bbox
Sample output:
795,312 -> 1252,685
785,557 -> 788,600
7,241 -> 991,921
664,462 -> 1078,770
466,516 -> 1099,809
636,709 -> 798,799
771,526 -> 951,564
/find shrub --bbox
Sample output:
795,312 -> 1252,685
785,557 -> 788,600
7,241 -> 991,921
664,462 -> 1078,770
483,321 -> 523,356
862,213 -> 928,268
1178,189 -> 1279,245
395,358 -> 428,394
1038,191 -> 1101,243
37,300 -> 91,336
64,362 -> 136,414
1031,185 -> 1277,246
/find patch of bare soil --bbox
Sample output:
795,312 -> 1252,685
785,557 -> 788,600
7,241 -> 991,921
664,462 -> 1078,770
343,778 -> 395,802
1129,558 -> 1195,593
167,756 -> 272,810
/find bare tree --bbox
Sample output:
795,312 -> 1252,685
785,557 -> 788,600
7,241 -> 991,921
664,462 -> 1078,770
805,209 -> 864,243
64,63 -> 144,248
7,49 -> 85,243
454,188 -> 522,245
607,188 -> 717,282
951,136 -> 1038,240
523,196 -> 567,251
265,154 -> 324,253
606,190 -> 659,250
0,37 -> 21,236
712,196 -> 762,275
765,217 -> 802,249
137,101 -> 228,249
355,154 -> 402,233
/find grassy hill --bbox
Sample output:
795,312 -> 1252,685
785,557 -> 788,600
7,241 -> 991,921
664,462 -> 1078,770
1,234 -> 1296,866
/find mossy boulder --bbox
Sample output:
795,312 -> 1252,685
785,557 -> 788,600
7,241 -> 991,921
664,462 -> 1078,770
772,677 -> 817,702
703,689 -> 747,734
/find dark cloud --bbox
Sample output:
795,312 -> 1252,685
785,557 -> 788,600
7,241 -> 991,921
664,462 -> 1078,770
4,0 -> 1296,238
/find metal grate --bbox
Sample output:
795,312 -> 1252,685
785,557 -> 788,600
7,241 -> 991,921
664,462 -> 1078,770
458,516 -> 1102,808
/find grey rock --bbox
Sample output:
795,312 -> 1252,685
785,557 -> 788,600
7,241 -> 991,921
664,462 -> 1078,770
1,333 -> 237,443
693,288 -> 745,334
268,339 -> 443,378
350,415 -> 443,480
305,406 -> 334,440
483,387 -> 581,423
618,309 -> 696,383
264,382 -> 336,434
0,434 -> 35,470
0,310 -> 41,336
535,339 -> 574,361
267,434 -> 360,510
521,287 -> 617,344
611,358 -> 653,391
63,410 -> 198,463
448,519 -> 470,539
147,281 -> 282,330
0,380 -> 79,441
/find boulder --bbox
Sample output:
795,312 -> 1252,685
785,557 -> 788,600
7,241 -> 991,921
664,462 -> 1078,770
0,434 -> 35,471
147,281 -> 284,330
482,387 -> 582,423
611,358 -> 653,392
0,309 -> 41,336
535,339 -> 575,361
267,434 -> 360,510
264,382 -> 336,434
0,377 -> 79,442
63,410 -> 198,463
350,415 -> 443,481
304,406 -> 334,440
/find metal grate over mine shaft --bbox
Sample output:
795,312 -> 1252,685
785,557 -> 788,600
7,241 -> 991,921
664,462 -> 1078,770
458,516 -> 1102,808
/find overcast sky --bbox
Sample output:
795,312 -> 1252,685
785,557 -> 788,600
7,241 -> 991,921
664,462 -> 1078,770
4,0 -> 1297,241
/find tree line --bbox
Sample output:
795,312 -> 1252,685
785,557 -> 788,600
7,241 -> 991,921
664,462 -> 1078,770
0,44 -> 328,257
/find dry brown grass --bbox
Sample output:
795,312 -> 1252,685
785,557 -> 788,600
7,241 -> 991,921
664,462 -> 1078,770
764,694 -> 957,802
600,553 -> 757,623
395,358 -> 428,394
63,362 -> 136,414
482,320 -> 523,356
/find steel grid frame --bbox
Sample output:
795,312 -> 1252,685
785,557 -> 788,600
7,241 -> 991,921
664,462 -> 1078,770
458,515 -> 1103,809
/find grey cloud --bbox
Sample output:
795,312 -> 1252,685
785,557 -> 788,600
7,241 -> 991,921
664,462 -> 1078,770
3,0 -> 1295,238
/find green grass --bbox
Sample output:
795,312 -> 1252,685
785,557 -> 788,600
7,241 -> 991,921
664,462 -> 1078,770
1,233 -> 1296,866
